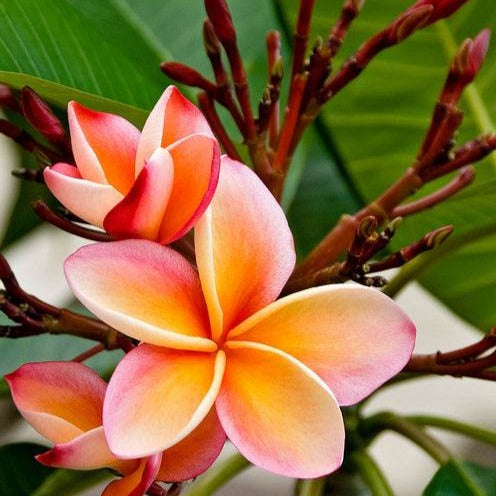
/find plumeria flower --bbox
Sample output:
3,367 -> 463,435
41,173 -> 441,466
44,86 -> 220,244
5,362 -> 225,495
64,157 -> 416,477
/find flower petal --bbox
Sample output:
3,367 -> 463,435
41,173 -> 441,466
157,407 -> 226,482
65,240 -> 215,351
136,86 -> 213,172
103,454 -> 162,496
104,148 -> 174,241
229,285 -> 416,406
5,362 -> 106,443
104,345 -> 225,459
195,157 -> 295,341
44,164 -> 123,228
68,101 -> 140,194
36,426 -> 122,470
217,341 -> 344,478
158,134 -> 220,244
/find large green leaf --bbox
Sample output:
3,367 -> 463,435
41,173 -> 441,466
424,459 -> 496,495
0,443 -> 52,496
276,0 -> 496,330
0,0 -> 166,110
0,443 -> 108,496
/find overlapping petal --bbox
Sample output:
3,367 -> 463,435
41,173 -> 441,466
104,148 -> 174,241
217,341 -> 344,478
195,157 -> 295,341
104,345 -> 225,459
44,164 -> 123,228
5,362 -> 105,443
36,426 -> 121,470
229,285 -> 416,406
157,407 -> 226,482
68,101 -> 140,193
65,240 -> 215,351
103,454 -> 162,496
135,86 -> 213,172
158,134 -> 220,243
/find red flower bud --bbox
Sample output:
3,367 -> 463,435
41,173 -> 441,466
21,87 -> 66,144
204,0 -> 237,45
390,5 -> 433,43
408,0 -> 470,25
160,62 -> 218,93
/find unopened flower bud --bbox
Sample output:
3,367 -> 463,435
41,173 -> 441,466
203,19 -> 222,55
390,5 -> 433,43
408,0 -> 470,26
160,62 -> 218,93
21,87 -> 66,144
204,0 -> 237,45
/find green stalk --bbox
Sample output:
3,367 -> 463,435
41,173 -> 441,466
296,476 -> 327,496
362,412 -> 450,465
408,415 -> 496,447
348,451 -> 394,496
183,453 -> 251,496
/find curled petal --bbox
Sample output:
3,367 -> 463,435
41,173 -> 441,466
229,285 -> 416,406
157,407 -> 226,482
136,86 -> 213,172
65,240 -> 214,351
5,362 -> 106,443
36,426 -> 122,471
217,341 -> 344,478
104,148 -> 174,241
104,345 -> 225,459
68,101 -> 140,194
195,157 -> 295,341
44,164 -> 123,228
103,453 -> 162,496
158,134 -> 220,244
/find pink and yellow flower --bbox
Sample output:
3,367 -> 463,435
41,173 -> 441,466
64,157 -> 416,477
5,361 -> 225,495
44,86 -> 220,244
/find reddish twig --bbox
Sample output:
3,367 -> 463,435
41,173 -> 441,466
0,253 -> 132,350
405,329 -> 496,379
33,199 -> 112,242
197,92 -> 242,160
71,343 -> 106,363
392,167 -> 475,217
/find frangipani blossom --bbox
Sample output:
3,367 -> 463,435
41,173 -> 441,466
44,86 -> 220,244
65,157 -> 416,478
5,362 -> 225,495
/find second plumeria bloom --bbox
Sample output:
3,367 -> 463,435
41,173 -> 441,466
5,362 -> 225,495
65,157 -> 416,478
44,86 -> 220,244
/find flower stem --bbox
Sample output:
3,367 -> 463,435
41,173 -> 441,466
407,415 -> 496,447
296,476 -> 326,496
362,412 -> 450,465
384,222 -> 496,297
183,453 -> 251,496
348,451 -> 394,496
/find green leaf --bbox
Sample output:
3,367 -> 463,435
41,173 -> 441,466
0,443 -> 52,496
0,443 -> 109,496
32,468 -> 110,496
0,0 -> 166,110
424,459 -> 496,496
275,0 -> 496,330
